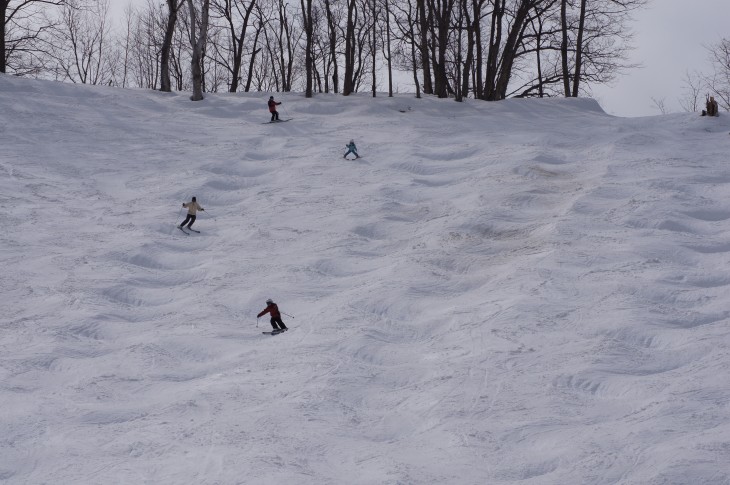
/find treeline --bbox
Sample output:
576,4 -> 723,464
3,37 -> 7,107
3,0 -> 648,101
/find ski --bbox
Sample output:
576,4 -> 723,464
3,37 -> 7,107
262,119 -> 292,124
178,226 -> 189,235
262,329 -> 288,335
187,228 -> 200,233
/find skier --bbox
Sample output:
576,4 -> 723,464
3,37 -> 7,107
179,196 -> 204,230
268,96 -> 282,122
343,139 -> 360,159
257,298 -> 288,332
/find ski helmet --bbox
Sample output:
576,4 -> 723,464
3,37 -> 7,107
266,299 -> 273,304
269,96 -> 274,99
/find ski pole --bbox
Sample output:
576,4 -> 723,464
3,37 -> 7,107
282,312 -> 295,319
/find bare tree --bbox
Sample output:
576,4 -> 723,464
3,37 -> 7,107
130,4 -> 160,88
46,0 -> 114,84
482,0 -> 537,101
186,0 -> 210,100
118,3 -> 137,87
559,0 -> 569,95
210,0 -> 257,92
322,0 -> 340,92
706,38 -> 730,111
341,0 -> 372,95
416,0 -> 431,94
2,0 -> 68,74
275,0 -> 298,91
160,0 -> 184,91
427,0 -> 455,98
679,70 -> 703,113
391,0 -> 421,98
650,96 -> 666,115
342,0 -> 357,95
370,0 -> 378,97
380,0 -> 393,96
560,0 -> 647,97
242,2 -> 266,91
301,0 -> 313,96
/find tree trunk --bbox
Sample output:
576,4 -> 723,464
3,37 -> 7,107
371,0 -> 377,97
455,0 -> 463,101
187,0 -> 210,101
492,0 -> 532,99
571,0 -> 587,97
410,31 -> 421,98
301,0 -> 313,97
0,4 -> 7,73
343,0 -> 356,95
560,0 -> 570,96
472,0 -> 483,99
416,0 -> 432,94
460,0 -> 473,101
430,0 -> 454,98
244,22 -> 263,92
385,0 -> 393,96
532,7 -> 544,97
483,0 -> 503,100
324,0 -> 339,93
226,0 -> 257,93
160,0 -> 181,92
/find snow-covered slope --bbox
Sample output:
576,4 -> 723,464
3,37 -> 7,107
2,75 -> 730,484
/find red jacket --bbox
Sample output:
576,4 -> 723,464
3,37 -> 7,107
268,99 -> 280,113
258,303 -> 280,318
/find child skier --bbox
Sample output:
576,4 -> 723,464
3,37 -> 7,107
179,196 -> 204,230
344,139 -> 360,159
268,96 -> 282,122
257,299 -> 288,332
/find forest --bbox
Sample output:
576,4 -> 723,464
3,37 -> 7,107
2,0 -> 727,109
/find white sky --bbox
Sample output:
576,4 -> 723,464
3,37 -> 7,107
592,0 -> 730,116
111,0 -> 730,117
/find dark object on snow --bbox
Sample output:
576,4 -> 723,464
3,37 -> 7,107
702,95 -> 719,117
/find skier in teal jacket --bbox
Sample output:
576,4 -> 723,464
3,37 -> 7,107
343,139 -> 360,159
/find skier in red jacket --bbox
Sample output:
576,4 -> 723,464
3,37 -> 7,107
268,96 -> 281,122
257,298 -> 288,331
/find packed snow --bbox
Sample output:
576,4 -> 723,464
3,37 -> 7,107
2,75 -> 730,484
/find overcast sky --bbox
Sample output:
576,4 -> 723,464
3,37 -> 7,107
111,0 -> 729,118
592,0 -> 730,117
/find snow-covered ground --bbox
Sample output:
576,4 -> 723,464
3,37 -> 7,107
2,75 -> 730,484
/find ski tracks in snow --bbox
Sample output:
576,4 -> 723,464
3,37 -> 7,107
4,82 -> 730,483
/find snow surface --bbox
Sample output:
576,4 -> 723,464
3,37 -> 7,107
2,75 -> 730,484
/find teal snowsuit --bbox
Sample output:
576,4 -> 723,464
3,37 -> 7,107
344,141 -> 359,159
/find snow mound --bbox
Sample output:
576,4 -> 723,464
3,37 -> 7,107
2,75 -> 729,484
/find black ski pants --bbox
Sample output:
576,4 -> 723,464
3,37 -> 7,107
180,214 -> 197,228
270,110 -> 279,121
270,316 -> 287,330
